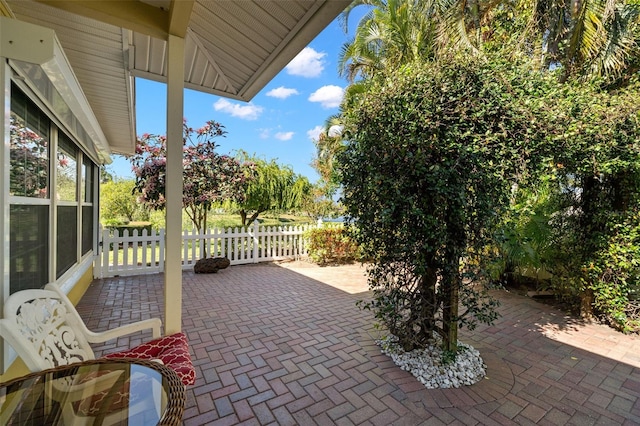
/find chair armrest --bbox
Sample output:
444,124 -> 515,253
84,318 -> 162,343
43,283 -> 162,342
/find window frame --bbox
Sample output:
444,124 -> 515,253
6,74 -> 100,290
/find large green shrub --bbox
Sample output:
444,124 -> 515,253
339,56 -> 539,352
101,179 -> 149,223
588,211 -> 640,332
523,79 -> 640,321
306,226 -> 359,265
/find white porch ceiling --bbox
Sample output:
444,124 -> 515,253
5,0 -> 350,156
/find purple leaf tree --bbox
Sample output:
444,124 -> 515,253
131,119 -> 254,232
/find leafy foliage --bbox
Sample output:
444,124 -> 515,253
339,56 -> 539,351
522,0 -> 640,82
492,181 -> 559,286
338,0 -> 440,82
231,152 -> 311,226
332,0 -> 640,339
487,64 -> 640,326
100,179 -> 149,223
130,120 -> 251,231
311,120 -> 345,198
305,226 -> 359,265
533,79 -> 640,319
588,210 -> 640,332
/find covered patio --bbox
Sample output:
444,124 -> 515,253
79,262 -> 640,425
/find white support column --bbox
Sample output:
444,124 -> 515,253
164,34 -> 185,334
1,62 -> 10,373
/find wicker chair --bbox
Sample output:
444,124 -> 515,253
0,283 -> 195,386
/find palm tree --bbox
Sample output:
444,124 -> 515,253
311,118 -> 344,193
587,1 -> 640,81
337,0 -> 440,82
339,0 -> 640,84
338,0 -> 533,84
525,0 -> 640,81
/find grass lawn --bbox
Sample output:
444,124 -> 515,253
203,212 -> 314,229
127,211 -> 314,231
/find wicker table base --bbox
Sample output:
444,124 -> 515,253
0,358 -> 185,425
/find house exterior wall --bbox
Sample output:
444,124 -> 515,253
0,18 -> 105,375
66,263 -> 94,306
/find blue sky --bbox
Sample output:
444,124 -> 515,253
106,12 -> 361,183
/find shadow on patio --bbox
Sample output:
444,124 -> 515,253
77,262 -> 640,425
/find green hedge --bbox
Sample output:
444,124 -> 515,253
110,223 -> 153,237
305,227 -> 359,265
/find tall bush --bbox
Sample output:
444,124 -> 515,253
339,56 -> 537,352
130,120 -> 252,231
101,179 -> 148,223
524,78 -> 640,320
588,211 -> 640,332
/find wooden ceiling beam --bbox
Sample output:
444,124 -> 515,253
168,0 -> 193,38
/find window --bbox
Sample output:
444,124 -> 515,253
83,157 -> 94,203
56,134 -> 79,277
82,158 -> 95,255
82,205 -> 94,255
9,205 -> 49,293
56,205 -> 78,278
9,85 -> 50,198
8,84 -> 99,291
9,85 -> 51,291
57,134 -> 78,201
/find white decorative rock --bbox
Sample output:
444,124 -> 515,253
376,334 -> 486,389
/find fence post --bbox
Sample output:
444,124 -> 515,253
252,221 -> 259,263
159,229 -> 166,272
96,225 -> 104,279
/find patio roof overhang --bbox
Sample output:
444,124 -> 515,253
3,0 -> 351,336
4,0 -> 351,157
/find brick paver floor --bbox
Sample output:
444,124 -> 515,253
78,261 -> 640,425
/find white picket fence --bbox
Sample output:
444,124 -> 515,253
95,222 -> 315,278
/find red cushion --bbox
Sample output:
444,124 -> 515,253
104,332 -> 195,386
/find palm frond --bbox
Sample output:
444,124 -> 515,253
588,2 -> 640,77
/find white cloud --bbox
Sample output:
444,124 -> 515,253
275,131 -> 294,141
259,128 -> 270,139
213,99 -> 263,120
286,47 -> 326,78
307,125 -> 324,141
308,85 -> 344,109
266,86 -> 300,99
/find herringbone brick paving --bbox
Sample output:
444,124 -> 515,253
78,262 -> 640,425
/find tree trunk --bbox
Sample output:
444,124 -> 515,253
581,287 -> 594,319
240,210 -> 248,227
249,211 -> 262,225
416,266 -> 438,347
610,172 -> 630,212
442,270 -> 460,353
